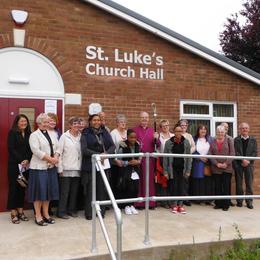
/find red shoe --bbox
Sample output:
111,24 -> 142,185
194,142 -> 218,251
178,206 -> 186,214
171,206 -> 178,214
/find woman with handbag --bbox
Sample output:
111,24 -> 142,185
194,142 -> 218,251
7,114 -> 32,224
191,125 -> 213,204
209,125 -> 235,211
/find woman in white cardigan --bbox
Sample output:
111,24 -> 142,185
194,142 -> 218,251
28,113 -> 59,226
56,117 -> 81,219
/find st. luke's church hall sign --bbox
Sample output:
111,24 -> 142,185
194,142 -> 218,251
85,46 -> 164,80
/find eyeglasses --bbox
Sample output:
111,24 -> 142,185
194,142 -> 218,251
162,125 -> 169,127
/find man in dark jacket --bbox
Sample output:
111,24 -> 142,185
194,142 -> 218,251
233,123 -> 258,209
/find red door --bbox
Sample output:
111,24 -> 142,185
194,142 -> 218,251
0,98 -> 63,212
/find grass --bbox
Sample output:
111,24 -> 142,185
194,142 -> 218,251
168,224 -> 260,260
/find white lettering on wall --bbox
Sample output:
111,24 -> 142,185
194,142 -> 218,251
85,46 -> 164,80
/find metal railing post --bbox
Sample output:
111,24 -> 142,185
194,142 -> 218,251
143,152 -> 151,245
91,155 -> 97,253
96,155 -> 122,260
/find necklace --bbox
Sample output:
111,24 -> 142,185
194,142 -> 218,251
117,129 -> 127,140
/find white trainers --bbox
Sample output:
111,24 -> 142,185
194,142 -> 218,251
125,206 -> 132,215
130,205 -> 139,215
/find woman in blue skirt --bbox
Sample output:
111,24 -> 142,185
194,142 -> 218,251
28,113 -> 59,226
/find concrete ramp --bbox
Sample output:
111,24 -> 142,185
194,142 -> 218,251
0,201 -> 260,259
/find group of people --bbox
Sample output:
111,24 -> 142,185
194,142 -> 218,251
7,110 -> 257,226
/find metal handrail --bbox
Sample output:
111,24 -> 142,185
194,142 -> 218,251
91,154 -> 123,260
95,194 -> 260,206
91,152 -> 260,260
95,203 -> 117,260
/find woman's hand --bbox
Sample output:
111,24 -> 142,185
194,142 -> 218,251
128,159 -> 139,166
49,157 -> 59,165
115,159 -> 123,167
21,160 -> 29,167
164,173 -> 169,180
200,157 -> 208,163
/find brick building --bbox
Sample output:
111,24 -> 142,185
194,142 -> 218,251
0,0 -> 259,211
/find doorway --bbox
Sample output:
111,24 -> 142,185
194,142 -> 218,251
0,98 -> 63,212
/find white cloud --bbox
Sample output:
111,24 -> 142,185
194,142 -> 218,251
112,0 -> 244,52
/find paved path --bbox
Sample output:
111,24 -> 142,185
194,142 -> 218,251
1,200 -> 260,259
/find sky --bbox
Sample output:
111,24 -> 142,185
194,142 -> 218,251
112,0 -> 245,53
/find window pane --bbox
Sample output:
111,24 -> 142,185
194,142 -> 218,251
19,108 -> 35,130
187,120 -> 211,136
213,104 -> 234,117
183,104 -> 209,115
215,122 -> 233,137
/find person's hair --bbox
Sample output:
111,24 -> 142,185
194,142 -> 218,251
68,116 -> 80,125
116,114 -> 126,123
159,119 -> 169,128
88,114 -> 100,125
173,123 -> 182,131
216,125 -> 226,133
11,114 -> 31,134
47,113 -> 59,124
127,128 -> 135,136
178,119 -> 188,126
78,117 -> 86,124
36,113 -> 49,125
195,124 -> 209,141
239,122 -> 249,129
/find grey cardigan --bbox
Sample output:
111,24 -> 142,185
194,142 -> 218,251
163,137 -> 192,179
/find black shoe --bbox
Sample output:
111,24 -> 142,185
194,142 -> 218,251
57,214 -> 70,219
68,212 -> 78,218
85,216 -> 92,220
183,201 -> 192,206
43,217 -> 55,224
236,202 -> 243,207
214,205 -> 222,209
247,204 -> 254,209
35,219 -> 48,226
222,207 -> 229,211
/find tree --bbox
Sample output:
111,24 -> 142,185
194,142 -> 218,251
219,0 -> 260,73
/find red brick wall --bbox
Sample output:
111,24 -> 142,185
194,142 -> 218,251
1,0 -> 260,192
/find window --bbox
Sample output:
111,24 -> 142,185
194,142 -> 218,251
180,101 -> 237,137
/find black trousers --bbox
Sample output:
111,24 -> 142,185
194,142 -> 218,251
213,172 -> 232,209
235,165 -> 254,204
57,176 -> 80,216
81,170 -> 109,218
168,169 -> 185,206
122,179 -> 139,208
7,166 -> 28,210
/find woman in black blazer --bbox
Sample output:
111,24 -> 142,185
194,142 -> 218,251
7,114 -> 32,224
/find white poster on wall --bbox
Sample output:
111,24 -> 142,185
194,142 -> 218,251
44,100 -> 57,114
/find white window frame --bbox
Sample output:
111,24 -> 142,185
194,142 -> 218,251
180,100 -> 237,137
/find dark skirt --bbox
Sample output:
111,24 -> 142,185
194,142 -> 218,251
28,167 -> 59,202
